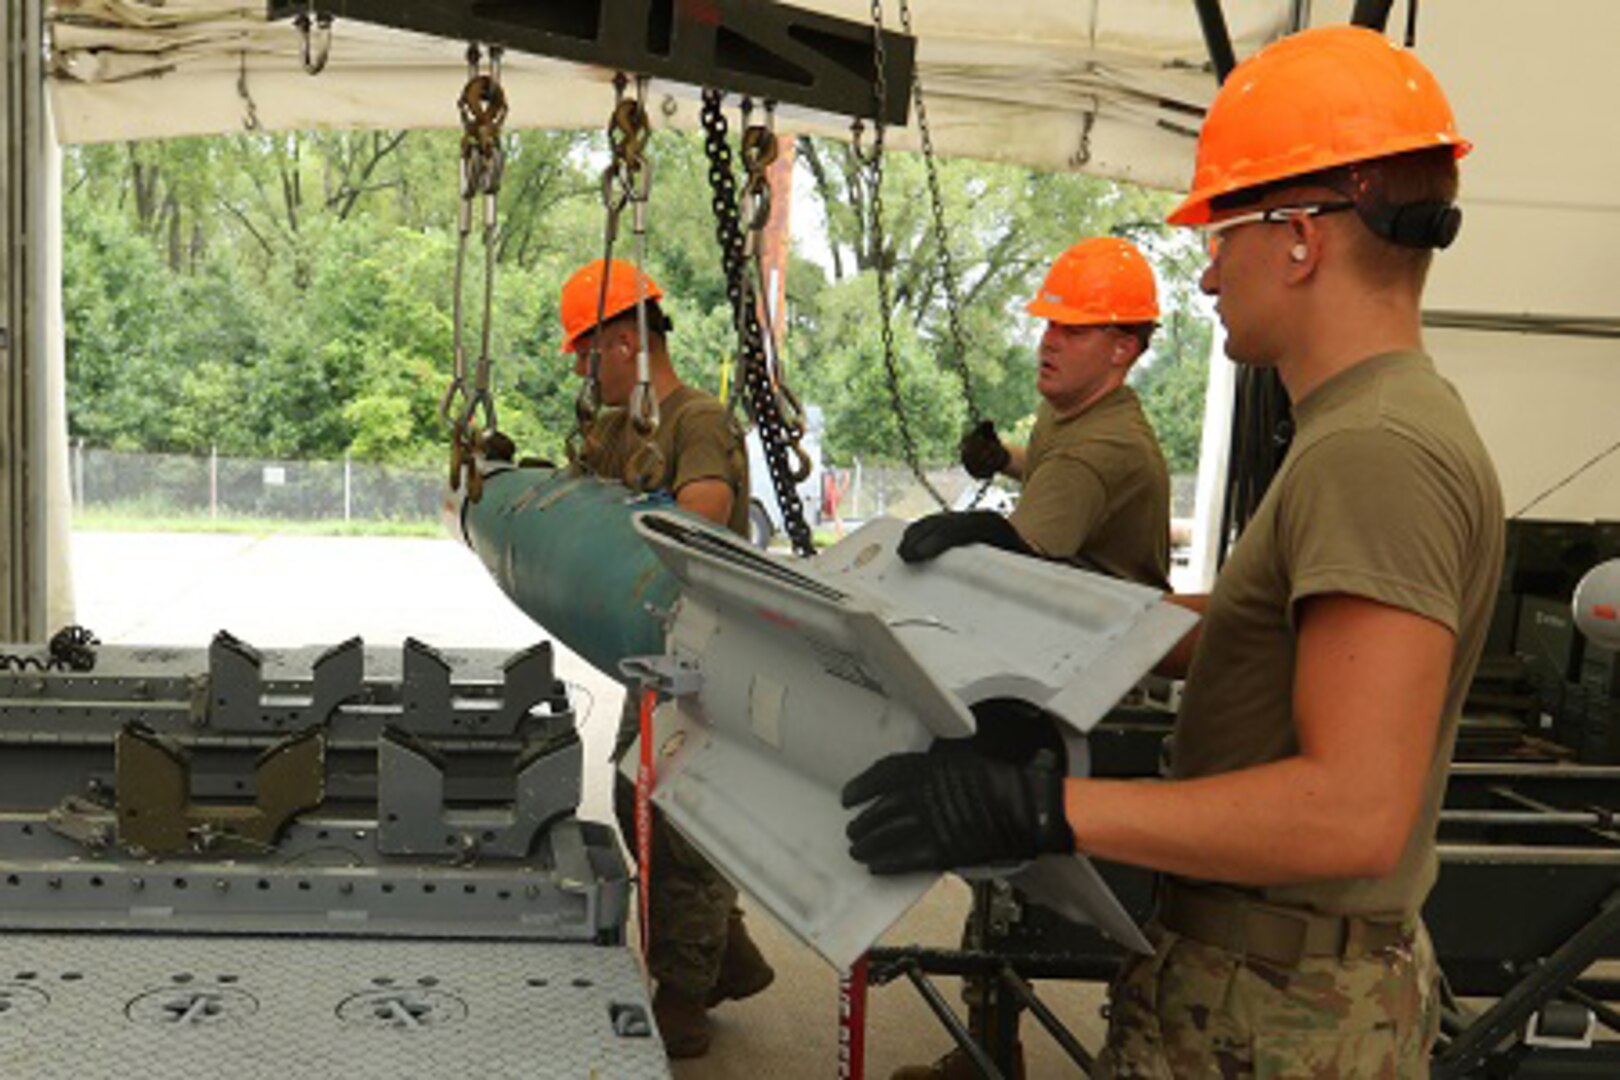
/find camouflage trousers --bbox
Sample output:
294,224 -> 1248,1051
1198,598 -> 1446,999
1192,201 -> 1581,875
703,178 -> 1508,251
613,773 -> 738,997
1095,919 -> 1440,1079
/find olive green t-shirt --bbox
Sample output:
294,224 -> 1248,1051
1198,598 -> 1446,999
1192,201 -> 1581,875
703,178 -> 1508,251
581,384 -> 750,538
1008,387 -> 1171,590
1170,351 -> 1504,919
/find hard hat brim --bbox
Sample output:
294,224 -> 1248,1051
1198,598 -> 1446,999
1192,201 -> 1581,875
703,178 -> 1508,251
1026,298 -> 1160,325
1167,133 -> 1473,227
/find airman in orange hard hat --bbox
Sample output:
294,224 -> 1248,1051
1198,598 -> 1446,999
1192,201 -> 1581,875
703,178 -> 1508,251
891,233 -> 1173,1080
846,25 -> 1503,1080
900,235 -> 1171,594
558,257 -> 769,1061
558,258 -> 672,409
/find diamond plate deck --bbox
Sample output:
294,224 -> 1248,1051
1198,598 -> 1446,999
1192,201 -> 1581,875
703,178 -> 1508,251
0,933 -> 667,1078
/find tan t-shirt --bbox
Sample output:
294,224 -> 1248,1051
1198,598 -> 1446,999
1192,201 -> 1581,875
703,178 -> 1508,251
1008,387 -> 1171,590
581,383 -> 750,538
1170,351 -> 1504,919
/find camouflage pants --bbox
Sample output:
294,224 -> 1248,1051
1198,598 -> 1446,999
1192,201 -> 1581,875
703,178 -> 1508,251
1095,920 -> 1440,1079
613,773 -> 738,997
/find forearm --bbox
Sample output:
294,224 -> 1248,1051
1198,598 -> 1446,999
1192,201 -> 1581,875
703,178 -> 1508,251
1067,756 -> 1407,886
1154,593 -> 1207,677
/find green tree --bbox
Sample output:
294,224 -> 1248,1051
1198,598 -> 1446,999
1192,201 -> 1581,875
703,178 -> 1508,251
59,125 -> 1214,483
792,136 -> 1212,467
61,197 -> 179,450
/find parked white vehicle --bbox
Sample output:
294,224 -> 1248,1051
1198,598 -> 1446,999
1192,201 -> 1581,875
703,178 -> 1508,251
744,403 -> 826,549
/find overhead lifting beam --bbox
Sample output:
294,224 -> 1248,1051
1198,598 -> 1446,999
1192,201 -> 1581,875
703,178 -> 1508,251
266,0 -> 915,126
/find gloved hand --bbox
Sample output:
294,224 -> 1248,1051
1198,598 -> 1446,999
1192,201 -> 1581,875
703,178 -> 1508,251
959,419 -> 1011,480
482,430 -> 517,463
842,743 -> 1074,875
898,510 -> 1031,563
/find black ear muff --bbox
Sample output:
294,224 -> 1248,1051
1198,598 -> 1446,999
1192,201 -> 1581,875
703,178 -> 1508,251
1361,200 -> 1463,249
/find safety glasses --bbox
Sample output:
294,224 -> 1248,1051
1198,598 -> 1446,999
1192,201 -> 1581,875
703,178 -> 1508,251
1201,201 -> 1356,257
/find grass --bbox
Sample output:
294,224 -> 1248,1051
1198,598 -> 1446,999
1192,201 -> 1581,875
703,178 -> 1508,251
72,508 -> 443,538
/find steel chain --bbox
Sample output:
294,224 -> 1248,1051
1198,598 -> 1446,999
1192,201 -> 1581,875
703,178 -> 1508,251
897,0 -> 977,422
864,1 -> 947,508
897,0 -> 991,509
738,100 -> 811,482
441,44 -> 507,503
700,89 -> 816,557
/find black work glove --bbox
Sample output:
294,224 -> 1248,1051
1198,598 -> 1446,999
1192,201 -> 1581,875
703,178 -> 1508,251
842,743 -> 1074,875
898,510 -> 1031,563
959,419 -> 1012,480
482,430 -> 517,463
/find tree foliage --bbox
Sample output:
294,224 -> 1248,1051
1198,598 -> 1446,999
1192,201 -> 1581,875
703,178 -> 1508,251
61,127 -> 1213,474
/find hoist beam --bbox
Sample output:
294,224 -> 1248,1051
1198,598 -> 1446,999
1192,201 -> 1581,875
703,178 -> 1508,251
266,0 -> 915,126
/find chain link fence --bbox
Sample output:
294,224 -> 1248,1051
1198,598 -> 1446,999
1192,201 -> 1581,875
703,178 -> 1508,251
72,444 -> 444,524
827,461 -> 1197,524
71,444 -> 1197,537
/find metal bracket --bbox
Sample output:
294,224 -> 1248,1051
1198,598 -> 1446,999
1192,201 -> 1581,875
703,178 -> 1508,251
264,0 -> 915,125
44,794 -> 115,853
619,653 -> 703,697
208,631 -> 364,732
376,726 -> 581,859
114,723 -> 326,856
402,638 -> 557,736
1524,1002 -> 1597,1050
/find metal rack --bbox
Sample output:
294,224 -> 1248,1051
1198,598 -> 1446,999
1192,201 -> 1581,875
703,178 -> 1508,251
0,633 -> 666,1078
858,710 -> 1620,1078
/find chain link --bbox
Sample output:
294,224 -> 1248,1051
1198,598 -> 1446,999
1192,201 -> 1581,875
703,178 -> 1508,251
441,43 -> 508,503
863,1 -> 947,508
701,89 -> 816,557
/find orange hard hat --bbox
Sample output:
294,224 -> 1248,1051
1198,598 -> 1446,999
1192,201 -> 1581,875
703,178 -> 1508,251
1025,237 -> 1159,326
559,258 -> 664,354
1166,25 -> 1470,226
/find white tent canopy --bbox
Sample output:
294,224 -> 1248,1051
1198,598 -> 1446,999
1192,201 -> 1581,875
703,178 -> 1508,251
47,0 -> 1309,189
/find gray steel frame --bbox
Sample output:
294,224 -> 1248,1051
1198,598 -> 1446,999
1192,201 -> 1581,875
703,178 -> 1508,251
0,634 -> 655,1072
265,0 -> 916,125
0,636 -> 626,940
